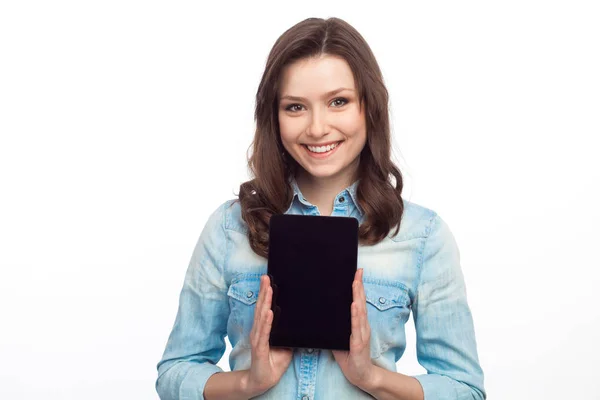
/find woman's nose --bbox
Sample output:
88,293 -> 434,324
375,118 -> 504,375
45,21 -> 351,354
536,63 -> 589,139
307,109 -> 329,138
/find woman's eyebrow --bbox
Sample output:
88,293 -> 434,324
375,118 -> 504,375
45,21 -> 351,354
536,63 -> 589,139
280,87 -> 354,102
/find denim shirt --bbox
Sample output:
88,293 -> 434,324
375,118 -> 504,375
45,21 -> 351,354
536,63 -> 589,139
156,179 -> 486,400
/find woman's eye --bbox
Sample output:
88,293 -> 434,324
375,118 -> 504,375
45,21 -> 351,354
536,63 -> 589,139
284,97 -> 349,113
331,97 -> 349,107
285,104 -> 304,112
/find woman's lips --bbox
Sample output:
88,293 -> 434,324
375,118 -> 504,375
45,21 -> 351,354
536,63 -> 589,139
303,141 -> 343,159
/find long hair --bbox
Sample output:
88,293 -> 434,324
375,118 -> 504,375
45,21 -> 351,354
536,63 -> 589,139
236,17 -> 404,258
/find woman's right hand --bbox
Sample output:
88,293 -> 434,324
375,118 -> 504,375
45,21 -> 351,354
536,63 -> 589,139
243,274 -> 293,395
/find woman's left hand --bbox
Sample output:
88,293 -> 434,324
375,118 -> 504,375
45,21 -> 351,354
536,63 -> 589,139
332,268 -> 378,390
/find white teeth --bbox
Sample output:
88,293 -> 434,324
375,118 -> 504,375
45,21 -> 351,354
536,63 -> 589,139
306,142 -> 339,153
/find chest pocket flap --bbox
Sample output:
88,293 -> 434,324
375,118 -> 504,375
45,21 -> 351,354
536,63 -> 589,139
227,278 -> 260,305
364,279 -> 410,311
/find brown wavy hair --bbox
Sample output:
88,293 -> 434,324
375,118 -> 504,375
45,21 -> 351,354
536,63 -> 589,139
235,17 -> 404,258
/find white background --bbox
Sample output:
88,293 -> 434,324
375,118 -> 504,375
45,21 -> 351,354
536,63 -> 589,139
1,1 -> 599,399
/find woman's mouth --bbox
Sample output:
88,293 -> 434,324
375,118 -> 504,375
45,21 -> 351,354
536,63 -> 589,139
303,141 -> 343,159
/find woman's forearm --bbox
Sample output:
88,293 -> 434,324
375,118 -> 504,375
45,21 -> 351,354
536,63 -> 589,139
359,365 -> 424,400
204,370 -> 263,400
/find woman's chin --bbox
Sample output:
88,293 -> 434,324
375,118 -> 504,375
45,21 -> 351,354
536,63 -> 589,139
300,164 -> 343,180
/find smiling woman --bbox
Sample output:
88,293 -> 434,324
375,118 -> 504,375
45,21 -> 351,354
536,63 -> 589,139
278,56 -> 367,191
156,16 -> 486,400
239,18 -> 406,256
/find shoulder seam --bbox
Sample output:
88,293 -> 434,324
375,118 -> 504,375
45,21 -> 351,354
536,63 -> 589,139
222,199 -> 248,234
222,199 -> 236,230
424,211 -> 439,240
221,200 -> 233,281
414,211 -> 439,298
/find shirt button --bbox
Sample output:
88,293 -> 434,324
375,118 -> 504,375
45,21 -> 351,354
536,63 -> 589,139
302,396 -> 310,400
379,297 -> 386,304
247,291 -> 254,298
339,196 -> 345,203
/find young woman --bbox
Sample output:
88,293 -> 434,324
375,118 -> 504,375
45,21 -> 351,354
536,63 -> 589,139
156,17 -> 486,400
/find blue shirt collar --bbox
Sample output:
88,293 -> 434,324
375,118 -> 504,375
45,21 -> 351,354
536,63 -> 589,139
287,175 -> 364,216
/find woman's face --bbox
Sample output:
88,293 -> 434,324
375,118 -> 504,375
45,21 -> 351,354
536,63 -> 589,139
278,54 -> 367,183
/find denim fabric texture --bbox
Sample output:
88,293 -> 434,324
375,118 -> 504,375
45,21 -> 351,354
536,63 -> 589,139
156,178 -> 486,400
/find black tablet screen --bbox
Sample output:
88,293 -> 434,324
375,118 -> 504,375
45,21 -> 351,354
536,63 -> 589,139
267,214 -> 359,350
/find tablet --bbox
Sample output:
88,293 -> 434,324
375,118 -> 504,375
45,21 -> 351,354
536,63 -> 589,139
267,214 -> 359,351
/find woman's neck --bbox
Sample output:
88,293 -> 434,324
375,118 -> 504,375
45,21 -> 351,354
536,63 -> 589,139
295,165 -> 359,216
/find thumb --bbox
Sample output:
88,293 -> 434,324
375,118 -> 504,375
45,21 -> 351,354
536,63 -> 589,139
331,350 -> 348,363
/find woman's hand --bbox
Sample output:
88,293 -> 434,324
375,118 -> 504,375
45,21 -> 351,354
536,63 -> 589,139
243,275 -> 293,396
332,268 -> 378,390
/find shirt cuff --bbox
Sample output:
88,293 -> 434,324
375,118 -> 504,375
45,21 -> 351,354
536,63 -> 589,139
413,374 -> 457,400
180,362 -> 224,400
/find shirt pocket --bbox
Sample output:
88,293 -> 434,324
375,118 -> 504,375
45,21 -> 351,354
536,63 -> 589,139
227,274 -> 261,347
363,278 -> 411,359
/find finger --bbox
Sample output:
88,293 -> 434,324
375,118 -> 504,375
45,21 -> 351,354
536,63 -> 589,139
351,299 -> 362,344
264,277 -> 272,310
359,270 -> 370,340
359,268 -> 366,303
331,349 -> 348,364
251,276 -> 266,342
254,304 -> 269,354
262,276 -> 273,330
258,306 -> 273,354
254,284 -> 270,347
254,275 -> 266,326
359,269 -> 367,315
261,284 -> 273,338
360,298 -> 369,341
259,284 -> 272,334
352,273 -> 359,302
262,274 -> 271,301
359,269 -> 366,309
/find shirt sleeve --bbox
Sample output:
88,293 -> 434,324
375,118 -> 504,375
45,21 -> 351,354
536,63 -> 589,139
155,202 -> 231,400
412,213 -> 486,400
